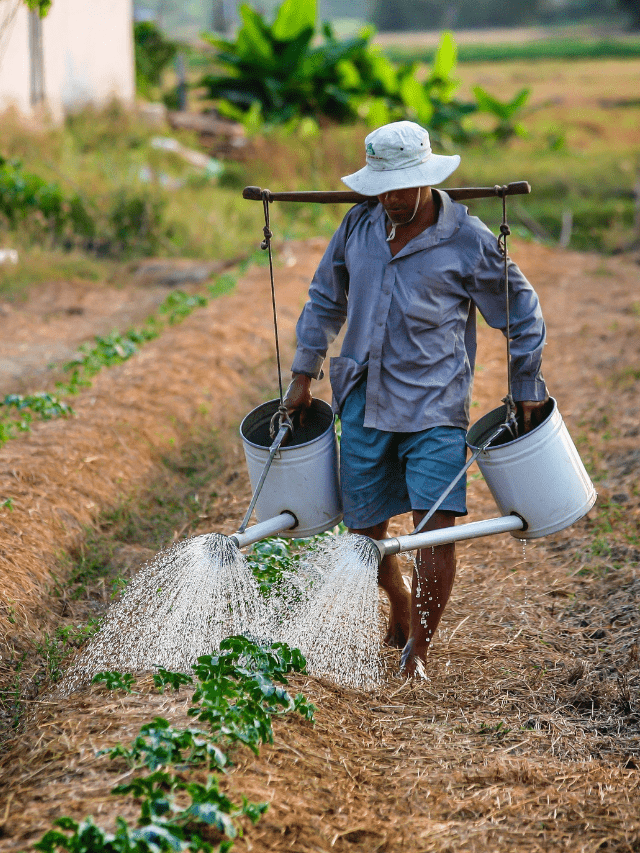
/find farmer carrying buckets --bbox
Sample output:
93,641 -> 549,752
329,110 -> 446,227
284,121 -> 549,677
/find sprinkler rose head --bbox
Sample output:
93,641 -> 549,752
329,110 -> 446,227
353,533 -> 385,566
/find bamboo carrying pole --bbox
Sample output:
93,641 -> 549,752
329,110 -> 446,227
243,181 -> 531,204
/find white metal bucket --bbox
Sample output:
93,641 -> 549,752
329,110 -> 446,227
466,398 -> 597,539
240,398 -> 343,538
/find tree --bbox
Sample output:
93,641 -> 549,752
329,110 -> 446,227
23,0 -> 52,16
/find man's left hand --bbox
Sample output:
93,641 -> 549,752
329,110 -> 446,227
517,397 -> 550,433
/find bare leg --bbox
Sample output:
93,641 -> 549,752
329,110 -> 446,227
349,519 -> 410,648
400,510 -> 457,677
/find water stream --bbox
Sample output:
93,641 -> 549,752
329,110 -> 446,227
282,534 -> 382,690
64,532 -> 383,694
65,533 -> 268,691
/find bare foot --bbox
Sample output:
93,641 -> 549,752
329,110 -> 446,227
399,638 -> 428,679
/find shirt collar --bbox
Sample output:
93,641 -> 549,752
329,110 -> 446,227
373,188 -> 461,258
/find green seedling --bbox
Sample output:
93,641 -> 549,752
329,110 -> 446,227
153,668 -> 193,692
35,639 -> 310,852
92,671 -> 137,693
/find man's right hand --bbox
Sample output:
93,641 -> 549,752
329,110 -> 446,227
283,373 -> 313,427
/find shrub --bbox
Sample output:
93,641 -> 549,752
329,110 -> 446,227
199,0 -> 529,145
134,21 -> 178,98
0,156 -> 171,258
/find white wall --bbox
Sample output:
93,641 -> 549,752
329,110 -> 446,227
0,0 -> 135,121
0,1 -> 31,115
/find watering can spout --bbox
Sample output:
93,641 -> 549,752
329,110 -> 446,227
372,514 -> 526,562
230,511 -> 298,550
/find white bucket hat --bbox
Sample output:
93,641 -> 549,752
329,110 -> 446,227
342,121 -> 460,196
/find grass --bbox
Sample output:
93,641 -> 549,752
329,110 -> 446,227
2,52 -> 639,304
383,36 -> 640,65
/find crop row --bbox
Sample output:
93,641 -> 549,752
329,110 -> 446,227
33,636 -> 315,853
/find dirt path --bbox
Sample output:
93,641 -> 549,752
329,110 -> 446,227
0,237 -> 638,851
0,257 -> 242,395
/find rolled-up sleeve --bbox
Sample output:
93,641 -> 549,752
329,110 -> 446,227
291,219 -> 350,379
466,234 -> 547,402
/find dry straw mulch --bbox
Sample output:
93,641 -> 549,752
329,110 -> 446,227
0,238 -> 639,851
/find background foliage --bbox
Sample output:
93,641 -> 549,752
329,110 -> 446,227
198,0 -> 529,144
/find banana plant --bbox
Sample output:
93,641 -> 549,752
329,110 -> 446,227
473,85 -> 531,140
200,0 -> 530,145
201,0 -> 379,124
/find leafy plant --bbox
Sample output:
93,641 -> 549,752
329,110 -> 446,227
473,86 -> 531,141
106,717 -> 228,772
1,392 -> 73,420
200,0 -> 391,127
199,0 -> 529,144
153,668 -> 194,692
159,291 -> 208,324
188,637 -> 315,756
92,671 -> 137,693
35,638 -> 312,852
246,537 -> 292,596
106,190 -> 168,258
134,21 -> 178,98
0,157 -> 95,244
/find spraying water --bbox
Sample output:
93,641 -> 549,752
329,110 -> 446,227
282,534 -> 382,691
64,527 -> 385,695
64,534 -> 268,692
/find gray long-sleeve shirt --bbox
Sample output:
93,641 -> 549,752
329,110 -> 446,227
291,190 -> 547,432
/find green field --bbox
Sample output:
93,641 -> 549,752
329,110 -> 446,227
382,35 -> 640,64
1,50 -> 639,300
242,54 -> 640,253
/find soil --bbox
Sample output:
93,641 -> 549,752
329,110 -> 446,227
0,233 -> 639,852
0,256 -> 242,396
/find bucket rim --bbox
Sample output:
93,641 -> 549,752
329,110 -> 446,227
466,396 -> 557,451
240,397 -> 335,451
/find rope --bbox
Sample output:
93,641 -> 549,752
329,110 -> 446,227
497,186 -> 518,437
411,185 -> 522,536
260,190 -> 294,440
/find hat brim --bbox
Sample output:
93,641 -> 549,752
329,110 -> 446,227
341,153 -> 460,196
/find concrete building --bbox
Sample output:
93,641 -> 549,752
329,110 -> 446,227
0,0 -> 135,122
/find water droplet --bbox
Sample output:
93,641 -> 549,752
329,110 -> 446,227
62,532 -> 384,696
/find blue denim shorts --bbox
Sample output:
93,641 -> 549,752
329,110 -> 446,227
339,380 -> 468,529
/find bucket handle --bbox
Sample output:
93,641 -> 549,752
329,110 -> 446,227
412,419 -> 515,536
237,423 -> 292,534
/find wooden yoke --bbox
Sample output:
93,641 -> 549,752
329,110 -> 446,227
242,181 -> 531,204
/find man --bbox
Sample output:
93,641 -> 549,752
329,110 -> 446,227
284,121 -> 548,677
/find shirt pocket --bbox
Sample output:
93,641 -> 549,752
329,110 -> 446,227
401,294 -> 442,329
329,355 -> 367,413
